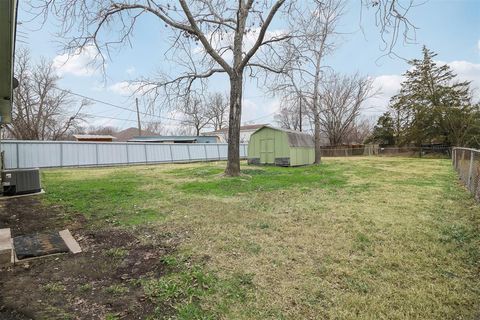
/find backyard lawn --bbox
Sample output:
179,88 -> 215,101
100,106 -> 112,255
1,157 -> 479,319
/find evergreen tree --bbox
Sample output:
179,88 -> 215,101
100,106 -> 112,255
390,46 -> 475,146
368,112 -> 396,145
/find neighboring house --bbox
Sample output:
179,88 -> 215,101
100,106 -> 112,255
128,136 -> 219,144
113,127 -> 157,142
202,124 -> 268,143
0,0 -> 17,124
73,134 -> 116,142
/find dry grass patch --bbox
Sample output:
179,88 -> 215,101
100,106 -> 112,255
39,157 -> 480,319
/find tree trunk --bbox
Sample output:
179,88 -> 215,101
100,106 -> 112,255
314,113 -> 322,164
225,74 -> 243,176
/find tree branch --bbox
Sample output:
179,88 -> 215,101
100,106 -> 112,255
240,0 -> 286,70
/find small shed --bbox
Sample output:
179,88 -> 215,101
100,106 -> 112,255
247,126 -> 314,166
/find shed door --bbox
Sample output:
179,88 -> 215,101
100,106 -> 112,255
260,139 -> 274,164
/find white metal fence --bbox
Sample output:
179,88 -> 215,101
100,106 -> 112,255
0,140 -> 248,169
452,147 -> 480,201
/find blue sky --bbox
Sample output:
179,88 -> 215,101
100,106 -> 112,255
16,0 -> 480,133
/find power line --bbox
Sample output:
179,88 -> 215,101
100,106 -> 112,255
55,87 -> 184,123
247,110 -> 278,123
82,112 -> 177,125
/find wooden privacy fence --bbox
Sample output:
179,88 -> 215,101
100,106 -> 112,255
452,147 -> 480,201
0,140 -> 248,169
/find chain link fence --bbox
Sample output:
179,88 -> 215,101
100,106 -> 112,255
452,147 -> 480,201
320,145 -> 451,157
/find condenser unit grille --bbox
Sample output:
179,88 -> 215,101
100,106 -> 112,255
2,169 -> 41,196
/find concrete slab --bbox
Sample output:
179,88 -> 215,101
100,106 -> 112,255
13,232 -> 69,260
0,228 -> 12,266
59,229 -> 82,254
0,189 -> 45,201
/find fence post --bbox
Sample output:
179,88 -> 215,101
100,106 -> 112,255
16,143 -> 19,169
452,148 -> 457,170
468,151 -> 475,192
187,144 -> 192,162
60,143 -> 64,167
95,143 -> 99,166
455,148 -> 458,170
169,144 -> 174,163
144,144 -> 148,164
217,144 -> 221,160
204,144 -> 208,161
126,144 -> 130,164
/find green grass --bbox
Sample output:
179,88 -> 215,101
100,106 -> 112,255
105,247 -> 128,259
43,282 -> 66,293
41,158 -> 480,319
141,254 -> 255,319
174,164 -> 346,196
104,284 -> 129,295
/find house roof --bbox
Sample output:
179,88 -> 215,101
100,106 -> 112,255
73,134 -> 117,140
254,125 -> 314,148
128,136 -> 218,142
202,124 -> 268,135
113,127 -> 158,142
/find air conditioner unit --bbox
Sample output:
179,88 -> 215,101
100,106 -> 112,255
2,169 -> 41,196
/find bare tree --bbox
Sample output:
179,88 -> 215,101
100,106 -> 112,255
269,0 -> 414,158
85,126 -> 118,136
143,120 -> 164,135
168,126 -> 194,136
274,102 -> 303,131
318,73 -> 374,146
343,118 -> 373,145
206,92 -> 228,131
181,96 -> 212,136
37,0 -> 294,176
7,49 -> 88,141
360,0 -> 419,56
269,0 -> 345,163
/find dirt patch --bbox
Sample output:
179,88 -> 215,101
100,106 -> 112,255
0,197 -> 85,236
0,197 -> 182,319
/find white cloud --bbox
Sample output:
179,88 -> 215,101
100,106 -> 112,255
126,66 -> 136,76
364,74 -> 404,116
108,81 -> 134,96
107,81 -> 156,96
242,97 -> 280,124
445,60 -> 480,91
372,74 -> 404,97
53,45 -> 99,77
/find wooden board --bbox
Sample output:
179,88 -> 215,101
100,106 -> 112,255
59,229 -> 82,254
0,228 -> 12,265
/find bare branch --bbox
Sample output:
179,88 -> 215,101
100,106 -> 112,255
240,0 -> 286,70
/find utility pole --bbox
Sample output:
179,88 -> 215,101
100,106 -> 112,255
299,97 -> 302,132
299,91 -> 302,132
135,98 -> 142,136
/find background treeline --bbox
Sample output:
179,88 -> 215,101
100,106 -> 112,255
368,47 -> 480,148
